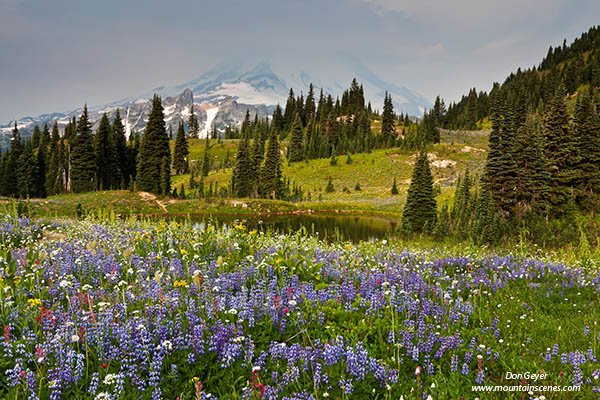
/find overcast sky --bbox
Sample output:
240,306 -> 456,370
1,0 -> 599,122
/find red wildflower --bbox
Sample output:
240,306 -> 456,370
4,325 -> 10,343
257,383 -> 265,397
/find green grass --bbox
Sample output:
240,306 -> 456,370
22,190 -> 163,217
174,136 -> 488,214
8,130 -> 488,220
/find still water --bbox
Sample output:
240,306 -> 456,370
186,213 -> 400,243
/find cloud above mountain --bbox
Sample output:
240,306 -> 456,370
1,0 -> 600,122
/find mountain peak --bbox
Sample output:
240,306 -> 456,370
1,58 -> 431,146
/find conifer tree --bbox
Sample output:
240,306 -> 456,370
329,146 -> 337,166
283,89 -> 296,131
402,150 -> 437,233
251,128 -> 265,189
495,98 -> 518,217
42,123 -> 50,144
31,125 -> 41,149
381,92 -> 395,145
36,130 -> 47,198
473,188 -> 500,244
543,85 -> 580,215
391,177 -> 398,195
513,112 -> 550,217
434,201 -> 450,240
451,169 -> 472,236
94,113 -> 119,190
305,84 -> 316,123
46,122 -> 60,196
17,140 -> 38,198
325,176 -> 335,192
288,114 -> 304,162
231,123 -> 253,198
3,123 -> 22,197
466,89 -> 478,129
137,95 -> 171,194
112,109 -> 128,187
201,137 -> 210,177
484,94 -> 508,214
173,121 -> 189,174
70,105 -> 96,193
574,89 -> 600,207
188,103 -> 199,138
271,105 -> 284,136
261,128 -> 283,199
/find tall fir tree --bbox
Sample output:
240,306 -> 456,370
283,89 -> 296,131
173,121 -> 189,174
231,119 -> 253,198
31,125 -> 41,149
36,128 -> 47,198
305,84 -> 316,123
494,97 -> 519,217
160,156 -> 171,196
137,95 -> 171,194
513,112 -> 550,217
261,127 -> 283,199
543,84 -> 580,215
45,122 -> 60,195
201,136 -> 210,177
17,140 -> 38,198
3,123 -> 22,197
112,109 -> 129,187
189,103 -> 199,138
574,89 -> 600,207
288,114 -> 304,162
402,150 -> 437,233
70,105 -> 97,193
93,113 -> 119,190
381,92 -> 395,145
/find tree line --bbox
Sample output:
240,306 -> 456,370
409,83 -> 600,246
438,25 -> 600,131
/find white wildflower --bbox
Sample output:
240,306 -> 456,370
103,374 -> 117,385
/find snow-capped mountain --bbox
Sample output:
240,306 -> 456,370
0,57 -> 431,146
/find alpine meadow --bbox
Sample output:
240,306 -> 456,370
1,2 -> 600,399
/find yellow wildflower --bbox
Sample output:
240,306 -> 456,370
174,280 -> 188,288
27,298 -> 42,310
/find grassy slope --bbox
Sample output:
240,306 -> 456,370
16,129 -> 488,218
171,129 -> 488,214
21,191 -> 163,217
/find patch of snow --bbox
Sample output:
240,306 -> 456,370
125,107 -> 132,139
200,107 -> 219,138
431,160 -> 457,169
163,104 -> 176,115
461,146 -> 485,153
135,98 -> 148,105
208,82 -> 286,105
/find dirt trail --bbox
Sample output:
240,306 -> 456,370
136,191 -> 168,213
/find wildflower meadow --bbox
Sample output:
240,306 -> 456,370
0,215 -> 599,399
